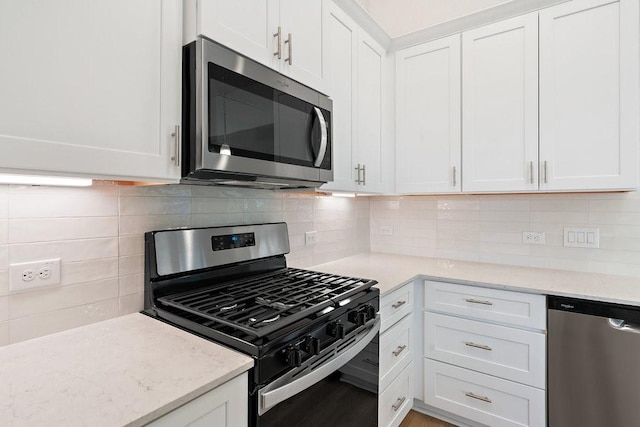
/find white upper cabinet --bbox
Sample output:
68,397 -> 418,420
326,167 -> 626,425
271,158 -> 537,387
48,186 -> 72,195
356,31 -> 387,193
278,0 -> 328,92
462,13 -> 539,193
194,0 -> 279,70
321,4 -> 359,192
321,3 -> 393,194
396,35 -> 461,194
539,0 -> 639,191
0,0 -> 182,182
192,0 -> 328,93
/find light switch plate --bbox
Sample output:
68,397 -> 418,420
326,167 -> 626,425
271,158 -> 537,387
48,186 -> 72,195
564,227 -> 599,248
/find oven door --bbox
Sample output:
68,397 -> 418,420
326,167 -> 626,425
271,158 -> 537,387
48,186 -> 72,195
197,39 -> 332,182
257,317 -> 380,427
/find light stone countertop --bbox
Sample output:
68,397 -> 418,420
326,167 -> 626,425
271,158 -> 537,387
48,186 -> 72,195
0,313 -> 253,427
309,252 -> 640,306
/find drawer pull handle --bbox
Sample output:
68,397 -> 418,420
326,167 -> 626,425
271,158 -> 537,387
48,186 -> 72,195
464,341 -> 492,351
465,392 -> 492,403
392,300 -> 406,309
465,298 -> 493,306
392,345 -> 407,357
392,396 -> 406,411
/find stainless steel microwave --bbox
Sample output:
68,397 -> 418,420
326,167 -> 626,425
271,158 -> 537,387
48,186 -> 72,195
181,38 -> 332,189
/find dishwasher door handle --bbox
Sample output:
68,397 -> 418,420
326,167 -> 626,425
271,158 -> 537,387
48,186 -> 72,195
608,318 -> 640,334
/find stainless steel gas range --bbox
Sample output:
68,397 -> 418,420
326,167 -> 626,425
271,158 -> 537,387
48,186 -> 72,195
143,222 -> 379,427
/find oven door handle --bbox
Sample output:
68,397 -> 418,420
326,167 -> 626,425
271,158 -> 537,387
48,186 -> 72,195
313,107 -> 328,167
259,316 -> 380,415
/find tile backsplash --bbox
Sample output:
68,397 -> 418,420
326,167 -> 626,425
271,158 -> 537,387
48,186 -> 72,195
2,182 -> 640,348
370,191 -> 640,278
0,183 -> 369,347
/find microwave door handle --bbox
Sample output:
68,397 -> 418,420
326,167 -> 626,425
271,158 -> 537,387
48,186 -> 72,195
313,107 -> 328,167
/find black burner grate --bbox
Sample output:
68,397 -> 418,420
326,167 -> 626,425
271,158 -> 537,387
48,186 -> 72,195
157,268 -> 376,337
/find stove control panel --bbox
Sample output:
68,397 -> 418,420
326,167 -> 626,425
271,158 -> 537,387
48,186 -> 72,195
211,232 -> 256,251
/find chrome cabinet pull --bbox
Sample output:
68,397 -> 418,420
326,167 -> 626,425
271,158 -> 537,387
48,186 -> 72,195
392,300 -> 406,309
453,166 -> 457,186
170,125 -> 180,166
464,341 -> 492,351
464,298 -> 493,306
273,27 -> 282,59
529,161 -> 534,184
284,33 -> 292,65
362,164 -> 366,185
465,392 -> 492,403
543,160 -> 548,184
392,345 -> 407,357
392,396 -> 406,411
355,164 -> 362,184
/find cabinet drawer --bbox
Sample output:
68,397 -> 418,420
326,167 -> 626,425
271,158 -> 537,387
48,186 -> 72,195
381,284 -> 413,332
379,362 -> 413,427
424,359 -> 545,427
424,312 -> 545,389
380,314 -> 412,391
424,281 -> 546,329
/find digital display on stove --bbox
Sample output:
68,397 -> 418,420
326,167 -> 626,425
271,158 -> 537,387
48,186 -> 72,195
211,232 -> 256,251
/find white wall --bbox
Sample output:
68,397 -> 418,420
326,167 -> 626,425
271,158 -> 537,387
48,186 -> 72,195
370,192 -> 640,278
0,183 -> 369,347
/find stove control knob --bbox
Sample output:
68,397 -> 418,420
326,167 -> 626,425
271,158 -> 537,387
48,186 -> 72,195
366,305 -> 377,320
348,309 -> 368,326
327,322 -> 345,339
285,347 -> 302,368
302,336 -> 321,356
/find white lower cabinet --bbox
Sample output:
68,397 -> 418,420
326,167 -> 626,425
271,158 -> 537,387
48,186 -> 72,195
147,373 -> 248,427
379,282 -> 414,427
423,281 -> 546,427
425,312 -> 545,389
380,362 -> 413,427
425,360 -> 545,427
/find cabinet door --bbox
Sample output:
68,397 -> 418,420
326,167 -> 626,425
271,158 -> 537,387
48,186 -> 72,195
279,0 -> 328,93
148,373 -> 248,427
539,0 -> 639,191
357,32 -> 387,193
320,4 -> 358,192
197,0 -> 280,70
396,35 -> 461,194
462,13 -> 539,192
0,0 -> 182,182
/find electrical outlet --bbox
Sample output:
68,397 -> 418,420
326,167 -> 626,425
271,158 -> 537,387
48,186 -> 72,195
523,232 -> 546,245
379,225 -> 394,236
10,258 -> 61,292
305,231 -> 318,245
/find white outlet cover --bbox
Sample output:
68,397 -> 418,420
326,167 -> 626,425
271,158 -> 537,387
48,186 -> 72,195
522,231 -> 546,245
379,225 -> 394,236
305,231 -> 318,245
10,258 -> 61,292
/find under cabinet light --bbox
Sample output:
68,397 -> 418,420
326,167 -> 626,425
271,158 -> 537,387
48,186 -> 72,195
330,191 -> 356,198
0,174 -> 93,187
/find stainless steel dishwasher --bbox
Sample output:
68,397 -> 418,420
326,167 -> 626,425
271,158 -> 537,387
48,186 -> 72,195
548,296 -> 640,427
